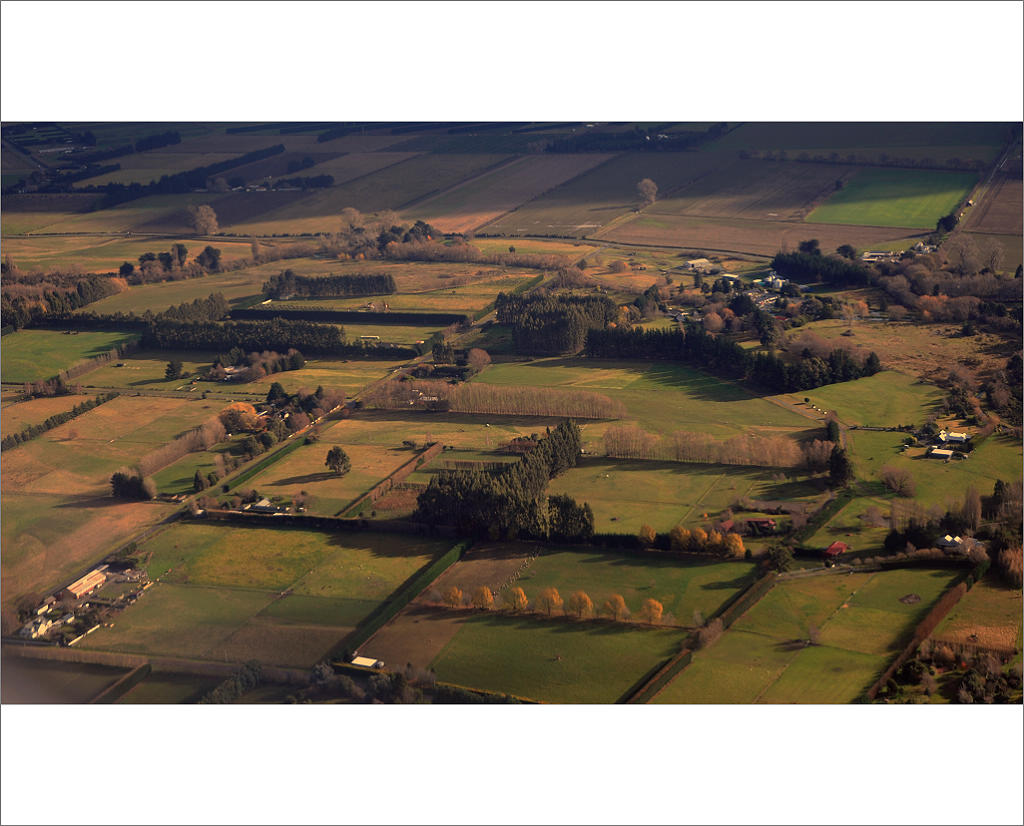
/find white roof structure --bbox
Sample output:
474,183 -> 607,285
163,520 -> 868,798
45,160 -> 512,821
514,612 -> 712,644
930,448 -> 955,459
938,430 -> 969,443
351,656 -> 381,668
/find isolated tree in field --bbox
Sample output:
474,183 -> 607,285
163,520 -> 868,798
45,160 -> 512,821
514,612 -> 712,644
879,465 -> 916,497
325,446 -> 351,476
503,586 -> 528,613
836,244 -> 857,260
638,598 -> 664,625
188,204 -> 219,235
165,360 -> 183,381
825,418 -> 841,443
536,587 -> 563,616
471,586 -> 494,611
219,401 -> 260,433
637,524 -> 657,548
566,590 -> 593,619
636,178 -> 658,207
609,259 -> 628,273
443,586 -> 463,608
602,593 -> 629,622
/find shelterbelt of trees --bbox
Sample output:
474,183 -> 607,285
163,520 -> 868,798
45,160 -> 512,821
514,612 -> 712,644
495,292 -> 618,355
415,420 -> 594,541
585,325 -> 882,393
262,270 -> 397,299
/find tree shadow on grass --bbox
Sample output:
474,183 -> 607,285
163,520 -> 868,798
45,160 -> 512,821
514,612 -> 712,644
700,572 -> 758,591
54,493 -> 150,509
267,472 -> 338,487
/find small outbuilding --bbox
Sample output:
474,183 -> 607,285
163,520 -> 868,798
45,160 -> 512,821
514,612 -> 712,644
929,448 -> 955,460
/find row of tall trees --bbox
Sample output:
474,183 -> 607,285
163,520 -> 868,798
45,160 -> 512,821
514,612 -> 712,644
262,269 -> 397,299
495,292 -> 618,355
585,325 -> 882,393
140,317 -> 346,354
0,271 -> 126,329
415,420 -> 592,540
438,583 -> 666,624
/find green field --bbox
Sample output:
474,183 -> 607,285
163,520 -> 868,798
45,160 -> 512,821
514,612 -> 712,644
430,613 -> 686,703
117,672 -> 222,704
82,526 -> 450,666
474,358 -> 812,440
512,549 -> 757,625
772,371 -> 942,428
931,576 -> 1024,652
655,567 -> 959,703
847,431 -> 1022,508
1,329 -> 139,383
548,458 -> 824,534
78,269 -> 272,316
807,168 -> 977,229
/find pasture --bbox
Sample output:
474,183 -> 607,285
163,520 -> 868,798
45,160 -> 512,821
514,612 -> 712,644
0,393 -> 92,438
117,673 -> 222,704
804,494 -> 892,553
77,269 -> 271,316
75,151 -> 238,187
473,358 -> 811,439
597,211 -> 916,256
963,173 -> 1023,236
429,613 -> 686,703
548,458 -> 823,534
481,153 -> 718,237
80,350 -> 218,390
1,329 -> 139,383
807,168 -> 977,229
13,193 -> 219,235
409,154 -> 613,233
930,576 -> 1023,653
772,371 -> 942,428
784,319 -> 1016,382
0,234 -> 254,274
241,440 -> 413,515
510,548 -> 757,626
81,525 -> 450,667
655,566 -> 959,703
0,396 -> 223,607
847,430 -> 1022,508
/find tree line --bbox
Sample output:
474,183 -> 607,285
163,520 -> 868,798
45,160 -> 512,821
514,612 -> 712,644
495,292 -> 618,355
140,317 -> 346,354
585,325 -> 882,393
415,420 -> 593,541
1,393 -> 118,452
263,270 -> 397,299
0,270 -> 125,330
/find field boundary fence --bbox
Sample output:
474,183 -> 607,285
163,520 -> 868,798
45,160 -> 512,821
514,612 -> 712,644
338,442 -> 444,517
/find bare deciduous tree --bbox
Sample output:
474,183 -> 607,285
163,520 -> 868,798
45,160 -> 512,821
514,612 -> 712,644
636,178 -> 658,207
188,204 -> 219,235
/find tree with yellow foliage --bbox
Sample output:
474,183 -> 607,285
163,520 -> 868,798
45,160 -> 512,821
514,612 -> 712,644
443,586 -> 463,609
670,525 -> 692,552
638,598 -> 664,625
602,593 -> 630,622
471,586 -> 494,611
502,586 -> 529,613
706,529 -> 723,554
724,532 -> 745,557
638,524 -> 657,548
691,527 -> 708,550
566,590 -> 593,619
536,586 -> 563,616
219,401 -> 260,433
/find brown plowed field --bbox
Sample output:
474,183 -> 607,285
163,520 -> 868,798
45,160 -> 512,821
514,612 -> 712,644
648,160 -> 857,221
597,213 -> 916,256
411,154 -> 615,233
963,173 -> 1023,235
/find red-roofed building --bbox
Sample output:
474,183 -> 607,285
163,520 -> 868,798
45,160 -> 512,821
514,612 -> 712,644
824,541 -> 848,558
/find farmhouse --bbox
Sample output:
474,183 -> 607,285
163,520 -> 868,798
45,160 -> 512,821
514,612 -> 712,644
938,429 -> 970,444
744,518 -> 777,536
61,568 -> 107,601
936,534 -> 963,550
247,498 -> 281,514
929,447 -> 955,460
824,541 -> 848,559
683,258 -> 714,272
